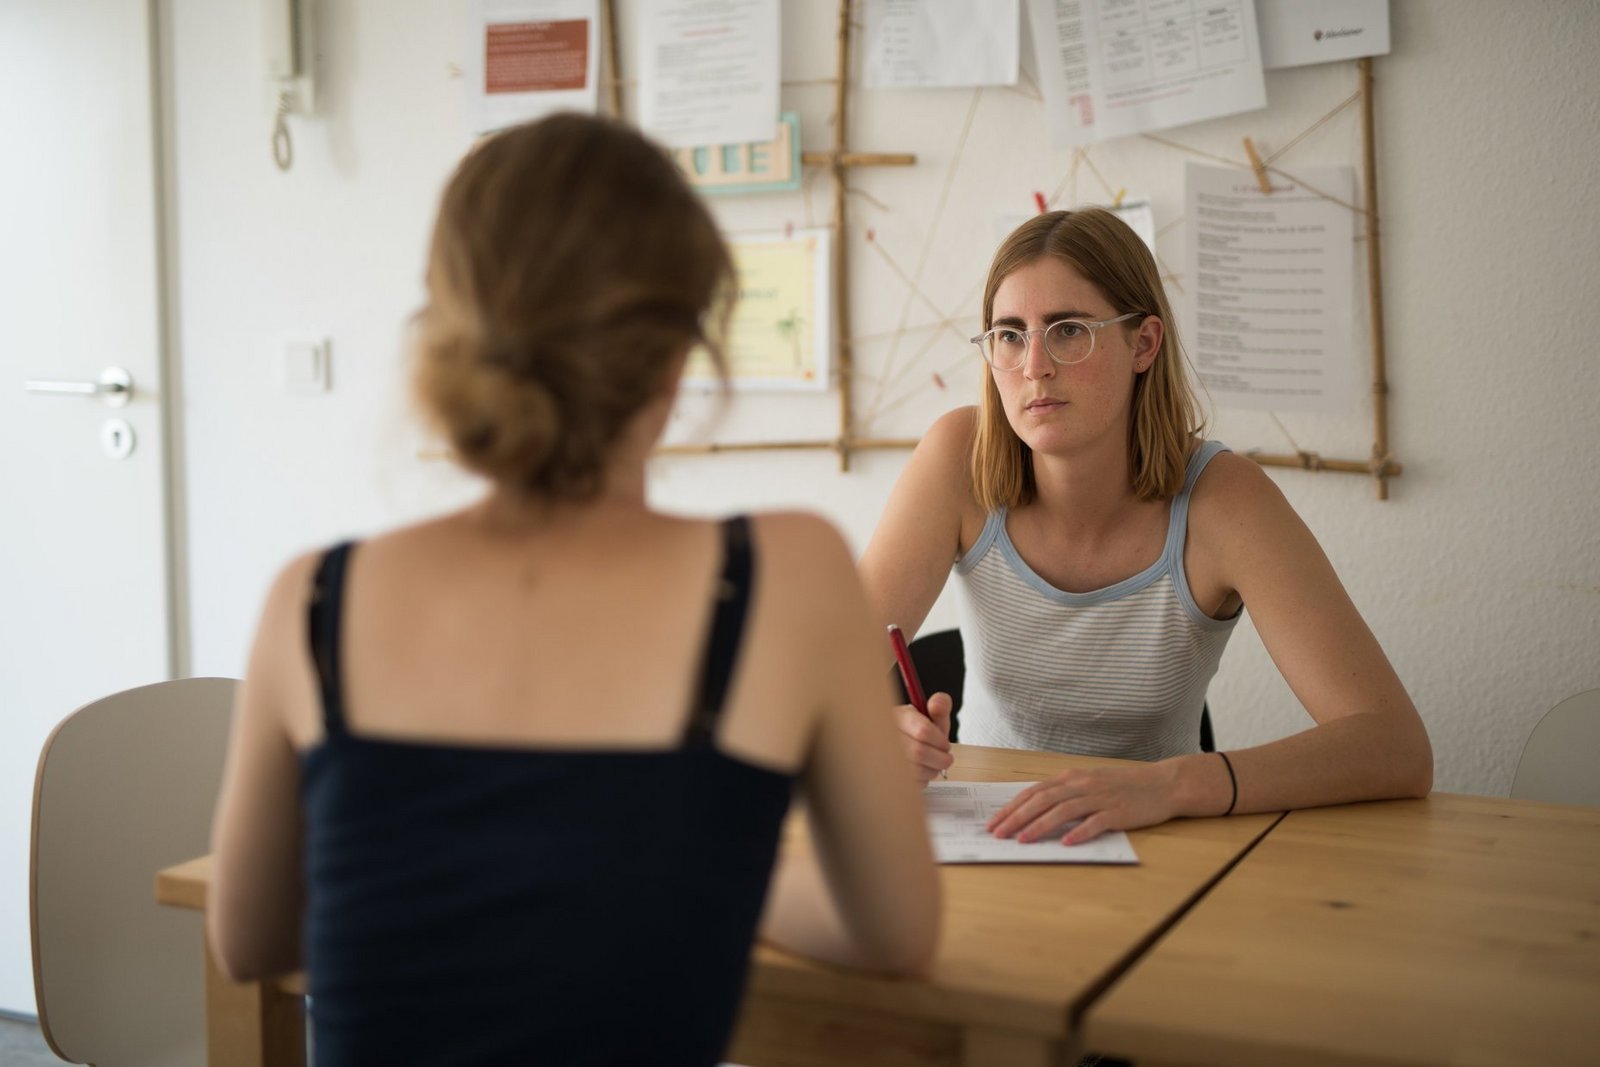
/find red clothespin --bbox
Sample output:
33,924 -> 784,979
866,227 -> 876,242
1033,191 -> 1048,214
931,372 -> 946,390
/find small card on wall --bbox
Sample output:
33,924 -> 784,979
684,229 -> 833,392
670,113 -> 802,197
1257,0 -> 1391,71
466,0 -> 601,135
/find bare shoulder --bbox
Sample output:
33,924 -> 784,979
259,549 -> 325,630
1189,450 -> 1298,534
748,510 -> 856,579
1187,450 -> 1325,583
903,406 -> 983,521
919,406 -> 979,467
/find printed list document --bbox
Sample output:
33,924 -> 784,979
637,0 -> 781,149
861,0 -> 1021,89
1026,0 -> 1267,147
1185,162 -> 1359,413
467,0 -> 601,134
926,781 -> 1139,864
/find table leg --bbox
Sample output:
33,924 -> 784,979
202,931 -> 307,1067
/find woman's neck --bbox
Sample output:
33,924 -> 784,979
1026,437 -> 1143,534
475,454 -> 652,534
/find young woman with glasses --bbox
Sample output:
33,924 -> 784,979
861,208 -> 1432,845
206,113 -> 938,1066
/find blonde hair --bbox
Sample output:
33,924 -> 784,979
971,208 -> 1203,508
413,113 -> 735,501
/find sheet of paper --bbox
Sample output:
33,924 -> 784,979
684,229 -> 832,391
1110,197 -> 1156,252
466,0 -> 600,135
637,0 -> 780,149
925,781 -> 1139,864
862,0 -> 1021,89
1026,0 -> 1267,147
1185,162 -> 1359,413
1258,0 -> 1390,70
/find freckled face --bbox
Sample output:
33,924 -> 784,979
987,257 -> 1149,457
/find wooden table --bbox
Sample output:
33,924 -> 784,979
724,745 -> 1279,1066
157,744 -> 1277,1067
1081,793 -> 1600,1066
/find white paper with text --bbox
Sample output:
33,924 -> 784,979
1027,0 -> 1267,146
467,0 -> 600,134
862,0 -> 1021,89
637,0 -> 780,149
926,781 -> 1139,864
1185,162 -> 1359,413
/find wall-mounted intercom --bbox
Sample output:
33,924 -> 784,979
263,0 -> 316,170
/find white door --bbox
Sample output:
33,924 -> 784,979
0,0 -> 171,1014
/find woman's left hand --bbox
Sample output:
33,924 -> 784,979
986,761 -> 1182,846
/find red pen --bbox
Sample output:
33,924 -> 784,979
887,624 -> 930,718
888,624 -> 948,779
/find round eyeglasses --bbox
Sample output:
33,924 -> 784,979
970,312 -> 1143,370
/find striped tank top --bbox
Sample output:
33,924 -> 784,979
953,441 -> 1239,761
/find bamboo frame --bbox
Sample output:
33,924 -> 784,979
1359,56 -> 1396,499
650,0 -> 917,467
619,12 -> 1402,498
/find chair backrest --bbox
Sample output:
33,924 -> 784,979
30,677 -> 238,1067
894,628 -> 1218,751
1511,689 -> 1600,806
897,629 -> 965,741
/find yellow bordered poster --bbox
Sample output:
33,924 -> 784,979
685,228 -> 831,391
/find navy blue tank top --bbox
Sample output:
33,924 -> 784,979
300,517 -> 795,1066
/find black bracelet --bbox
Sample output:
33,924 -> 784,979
1217,751 -> 1238,816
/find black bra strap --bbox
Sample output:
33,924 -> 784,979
308,541 -> 357,738
682,517 -> 756,748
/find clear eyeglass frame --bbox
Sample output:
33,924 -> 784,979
970,312 -> 1143,370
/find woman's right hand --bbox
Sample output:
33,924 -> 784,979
894,691 -> 953,782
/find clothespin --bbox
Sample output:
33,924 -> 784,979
866,227 -> 876,243
1112,188 -> 1127,208
1242,137 -> 1272,195
931,372 -> 946,391
1033,191 -> 1048,214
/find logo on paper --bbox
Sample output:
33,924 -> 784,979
1313,27 -> 1365,42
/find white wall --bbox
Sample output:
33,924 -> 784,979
166,0 -> 1600,797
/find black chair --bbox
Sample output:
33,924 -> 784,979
891,628 -> 966,742
892,628 -> 1215,751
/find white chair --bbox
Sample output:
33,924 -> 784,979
1511,688 -> 1600,806
30,677 -> 238,1067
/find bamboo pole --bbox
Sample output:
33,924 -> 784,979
801,151 -> 916,168
831,0 -> 855,471
1359,57 -> 1392,500
656,437 -> 921,457
1249,452 -> 1403,477
601,0 -> 623,118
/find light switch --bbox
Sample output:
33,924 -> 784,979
283,338 -> 330,394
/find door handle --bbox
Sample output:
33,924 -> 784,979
23,366 -> 133,407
